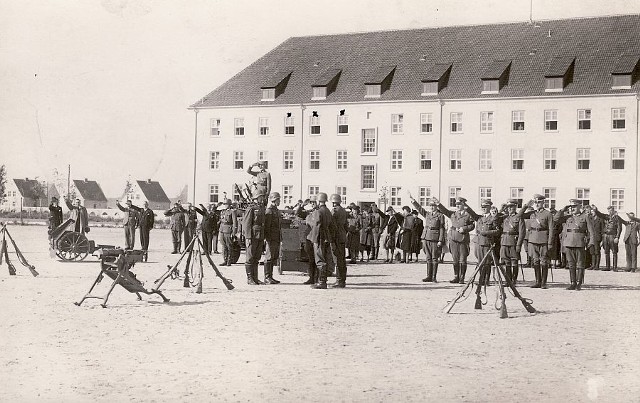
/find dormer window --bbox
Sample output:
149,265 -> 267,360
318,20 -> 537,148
611,54 -> 639,90
312,86 -> 327,100
481,60 -> 511,94
260,71 -> 292,101
312,69 -> 341,100
421,63 -> 452,96
544,57 -> 575,93
364,65 -> 396,99
261,88 -> 275,101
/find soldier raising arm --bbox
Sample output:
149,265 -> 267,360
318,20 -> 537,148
432,197 -> 475,283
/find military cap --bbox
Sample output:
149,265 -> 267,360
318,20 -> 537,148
607,205 -> 615,210
268,192 -> 281,201
428,199 -> 438,206
480,199 -> 493,207
455,197 -> 467,205
532,194 -> 546,202
257,160 -> 267,165
412,210 -> 419,215
386,206 -> 394,212
224,199 -> 232,205
51,196 -> 58,201
568,199 -> 580,206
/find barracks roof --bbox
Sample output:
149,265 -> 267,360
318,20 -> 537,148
73,179 -> 108,202
13,179 -> 47,200
191,14 -> 640,107
137,180 -> 171,204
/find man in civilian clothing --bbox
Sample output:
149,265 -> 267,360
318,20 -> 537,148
138,201 -> 155,261
65,197 -> 90,235
620,212 -> 640,272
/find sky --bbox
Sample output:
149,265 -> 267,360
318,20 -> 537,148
1,0 -> 638,198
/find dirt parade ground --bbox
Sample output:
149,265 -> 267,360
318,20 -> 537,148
0,225 -> 638,402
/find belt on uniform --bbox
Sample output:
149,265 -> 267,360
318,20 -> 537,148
530,228 -> 547,231
428,227 -> 440,230
502,232 -> 518,235
566,229 -> 585,233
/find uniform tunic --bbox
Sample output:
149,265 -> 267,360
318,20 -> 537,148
410,201 -> 445,263
519,207 -> 554,265
556,211 -> 594,269
500,213 -> 525,262
438,205 -> 475,264
243,202 -> 266,266
264,204 -> 282,267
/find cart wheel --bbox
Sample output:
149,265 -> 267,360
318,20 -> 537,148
57,232 -> 90,261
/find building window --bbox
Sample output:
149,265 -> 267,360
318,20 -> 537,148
361,165 -> 376,190
545,77 -> 563,92
577,109 -> 591,130
450,112 -> 463,133
233,151 -> 244,170
336,186 -> 347,205
310,115 -> 321,135
420,113 -> 433,134
210,118 -> 221,136
419,150 -> 432,170
337,115 -> 349,134
543,148 -> 557,171
543,188 -> 556,210
337,150 -> 348,171
612,75 -> 632,89
209,184 -> 219,203
282,185 -> 293,206
479,187 -> 492,200
209,151 -> 220,170
259,117 -> 269,136
234,118 -> 245,136
261,88 -> 275,101
511,149 -> 524,170
257,151 -> 268,168
283,151 -> 294,171
418,187 -> 431,207
312,87 -> 327,100
611,189 -> 624,211
361,129 -> 377,155
576,188 -> 590,206
309,151 -> 320,170
510,188 -> 524,208
284,116 -> 295,135
391,114 -> 404,134
611,148 -> 625,169
308,186 -> 319,198
233,184 -> 242,202
512,111 -> 525,131
390,186 -> 402,206
544,110 -> 558,131
391,150 -> 403,170
365,84 -> 381,98
482,79 -> 499,93
577,148 -> 590,170
450,149 -> 462,170
480,111 -> 494,133
612,108 -> 626,129
448,187 -> 461,208
422,81 -> 438,95
479,149 -> 492,171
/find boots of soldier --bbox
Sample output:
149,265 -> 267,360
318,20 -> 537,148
594,255 -> 601,271
505,265 -> 513,283
171,243 -> 179,254
450,263 -> 460,283
612,254 -> 618,272
264,262 -> 280,284
303,265 -> 316,285
530,264 -> 541,288
423,263 -> 433,282
459,264 -> 467,284
311,267 -> 327,289
252,265 -> 264,285
566,268 -> 577,290
512,263 -> 519,285
541,265 -> 549,289
577,268 -> 584,290
478,266 -> 486,286
432,263 -> 438,282
603,254 -> 611,271
246,264 -> 258,285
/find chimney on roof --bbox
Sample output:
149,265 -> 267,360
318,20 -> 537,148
85,178 -> 88,182
148,179 -> 152,184
25,177 -> 29,181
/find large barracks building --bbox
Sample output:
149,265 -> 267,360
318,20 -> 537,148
190,15 -> 640,212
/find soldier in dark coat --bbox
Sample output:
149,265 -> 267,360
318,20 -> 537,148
358,209 -> 373,261
409,196 -> 445,282
116,199 -> 140,249
330,193 -> 348,288
48,197 -> 63,232
519,194 -> 555,289
594,206 -> 623,271
398,206 -> 415,263
65,197 -> 90,234
369,204 -> 384,260
243,190 -> 267,285
587,205 -> 605,270
307,192 -> 336,289
138,201 -> 155,261
346,207 -> 361,264
555,199 -> 595,290
164,202 -> 186,254
620,213 -> 640,272
466,199 -> 502,286
183,203 -> 198,250
411,210 -> 423,263
194,203 -> 216,255
435,197 -> 475,283
263,192 -> 282,284
381,206 -> 403,263
218,199 -> 238,266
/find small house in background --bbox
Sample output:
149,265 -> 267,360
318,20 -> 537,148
170,185 -> 188,205
0,178 -> 48,211
123,179 -> 171,210
73,179 -> 108,209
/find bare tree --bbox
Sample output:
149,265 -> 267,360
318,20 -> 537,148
0,165 -> 6,205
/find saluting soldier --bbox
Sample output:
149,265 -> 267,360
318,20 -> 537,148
409,195 -> 445,283
381,206 -> 403,264
500,199 -> 525,284
138,201 -> 155,261
466,199 -> 502,286
594,206 -> 623,271
555,199 -> 595,290
411,210 -> 424,263
246,161 -> 271,204
519,194 -> 554,289
587,205 -> 605,270
218,199 -> 238,266
164,202 -> 186,254
330,194 -> 348,288
183,203 -> 198,250
243,190 -> 267,285
194,203 -> 216,255
116,199 -> 140,249
263,192 -> 282,284
346,206 -> 362,264
307,192 -> 336,289
48,197 -> 63,232
435,197 -> 475,284
620,213 -> 640,272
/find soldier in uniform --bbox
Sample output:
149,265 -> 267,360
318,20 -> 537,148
519,194 -> 554,289
435,197 -> 475,283
466,199 -> 502,285
48,197 -> 63,232
409,195 -> 445,282
369,204 -> 384,261
65,197 -> 90,235
500,199 -> 525,284
116,200 -> 140,249
183,203 -> 198,250
138,201 -> 155,261
620,213 -> 640,272
194,203 -> 216,255
307,192 -> 336,289
330,194 -> 348,288
587,205 -> 605,270
555,199 -> 595,290
164,202 -> 186,254
297,197 -> 319,284
594,206 -> 623,271
263,192 -> 282,284
346,206 -> 362,264
359,208 -> 373,261
243,190 -> 267,285
246,161 -> 271,204
218,199 -> 238,266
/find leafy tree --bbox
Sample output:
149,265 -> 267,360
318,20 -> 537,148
0,165 -> 6,204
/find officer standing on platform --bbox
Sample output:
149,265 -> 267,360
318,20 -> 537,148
246,161 -> 271,204
519,194 -> 554,289
243,190 -> 267,285
138,201 -> 155,261
434,197 -> 475,284
594,206 -> 622,271
330,193 -> 348,288
116,199 -> 140,249
263,192 -> 282,284
409,195 -> 445,283
308,192 -> 335,289
218,199 -> 238,266
555,199 -> 594,290
164,202 -> 186,254
48,197 -> 63,232
500,199 -> 525,284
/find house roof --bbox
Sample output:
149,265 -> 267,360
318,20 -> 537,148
191,14 -> 640,107
136,180 -> 171,204
261,71 -> 292,89
422,63 -> 452,82
612,54 -> 640,74
73,179 -> 108,202
481,60 -> 512,80
13,179 -> 46,200
545,56 -> 575,77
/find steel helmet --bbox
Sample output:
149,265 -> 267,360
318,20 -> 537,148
269,192 -> 281,201
330,194 -> 342,203
224,199 -> 232,205
317,192 -> 328,202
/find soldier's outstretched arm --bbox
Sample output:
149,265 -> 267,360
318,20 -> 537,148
466,205 -> 481,221
436,202 -> 454,218
65,198 -> 74,210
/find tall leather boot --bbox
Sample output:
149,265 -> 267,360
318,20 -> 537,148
603,253 -> 611,271
505,265 -> 513,283
311,266 -> 327,289
423,263 -> 433,282
530,264 -> 541,288
512,263 -> 519,285
577,268 -> 584,290
594,255 -> 601,271
566,267 -> 577,290
246,264 -> 258,285
612,254 -> 618,272
459,264 -> 467,284
450,263 -> 460,283
541,265 -> 549,289
432,263 -> 438,282
303,263 -> 316,284
172,242 -> 179,254
252,265 -> 264,285
264,261 -> 280,284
